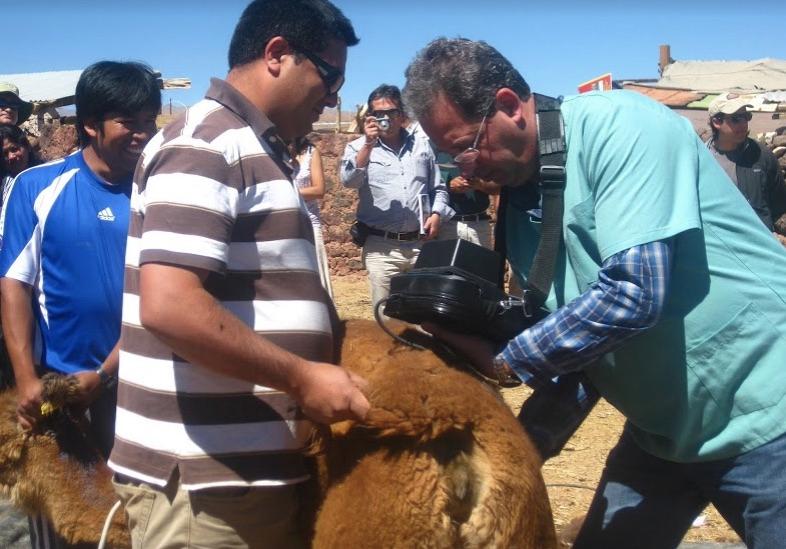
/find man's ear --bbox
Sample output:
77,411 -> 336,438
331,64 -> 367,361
494,88 -> 524,122
82,117 -> 101,140
264,36 -> 295,77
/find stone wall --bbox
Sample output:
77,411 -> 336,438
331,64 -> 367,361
310,132 -> 365,276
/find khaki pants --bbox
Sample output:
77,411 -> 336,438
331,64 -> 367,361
361,235 -> 422,312
112,474 -> 306,549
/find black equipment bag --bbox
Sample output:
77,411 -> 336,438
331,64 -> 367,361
383,239 -> 547,344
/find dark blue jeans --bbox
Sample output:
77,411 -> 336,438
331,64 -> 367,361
574,426 -> 786,549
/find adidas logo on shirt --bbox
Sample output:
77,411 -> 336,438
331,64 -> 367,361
97,207 -> 115,222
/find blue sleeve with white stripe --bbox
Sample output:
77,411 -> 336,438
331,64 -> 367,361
0,172 -> 40,284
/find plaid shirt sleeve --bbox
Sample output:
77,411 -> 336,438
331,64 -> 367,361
500,239 -> 673,384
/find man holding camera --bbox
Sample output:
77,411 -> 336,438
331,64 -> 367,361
341,84 -> 452,312
404,38 -> 786,547
705,93 -> 786,243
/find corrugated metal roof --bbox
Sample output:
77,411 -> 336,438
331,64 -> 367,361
622,84 -> 704,107
0,70 -> 83,102
623,85 -> 786,112
0,70 -> 190,104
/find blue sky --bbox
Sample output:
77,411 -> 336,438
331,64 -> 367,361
4,1 -> 785,111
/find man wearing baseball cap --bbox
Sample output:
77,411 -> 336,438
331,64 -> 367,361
0,83 -> 33,126
707,92 -> 786,237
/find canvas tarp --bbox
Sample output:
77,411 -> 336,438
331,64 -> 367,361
654,58 -> 786,92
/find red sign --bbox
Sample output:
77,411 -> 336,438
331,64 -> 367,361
578,73 -> 613,94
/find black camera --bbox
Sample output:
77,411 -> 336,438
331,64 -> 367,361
375,117 -> 390,131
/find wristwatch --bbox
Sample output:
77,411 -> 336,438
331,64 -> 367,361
95,367 -> 118,390
491,356 -> 522,388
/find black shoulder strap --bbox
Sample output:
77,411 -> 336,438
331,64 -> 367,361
494,94 -> 566,307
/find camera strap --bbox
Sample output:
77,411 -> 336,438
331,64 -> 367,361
494,93 -> 567,309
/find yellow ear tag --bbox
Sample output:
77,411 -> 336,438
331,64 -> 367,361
40,402 -> 57,417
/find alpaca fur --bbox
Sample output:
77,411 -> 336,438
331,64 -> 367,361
0,374 -> 129,548
0,321 -> 556,548
311,320 -> 557,549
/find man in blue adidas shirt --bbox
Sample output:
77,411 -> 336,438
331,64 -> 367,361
0,60 -> 159,548
0,61 -> 159,450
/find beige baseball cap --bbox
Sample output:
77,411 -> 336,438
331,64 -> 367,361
708,92 -> 752,118
0,82 -> 33,125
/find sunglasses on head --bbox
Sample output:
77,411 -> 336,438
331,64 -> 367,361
370,108 -> 401,119
295,47 -> 345,95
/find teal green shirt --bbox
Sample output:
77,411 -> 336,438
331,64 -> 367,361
507,90 -> 786,462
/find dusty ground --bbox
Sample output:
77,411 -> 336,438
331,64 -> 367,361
333,274 -> 741,546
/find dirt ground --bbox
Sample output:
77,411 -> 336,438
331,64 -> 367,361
332,274 -> 741,546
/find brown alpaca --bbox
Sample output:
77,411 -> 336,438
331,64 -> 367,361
0,374 -> 129,548
0,321 -> 556,548
312,320 -> 557,549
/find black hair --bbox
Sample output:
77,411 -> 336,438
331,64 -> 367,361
75,61 -> 161,147
367,84 -> 403,113
404,38 -> 531,122
228,0 -> 358,69
708,114 -> 725,141
292,135 -> 309,155
0,124 -> 40,177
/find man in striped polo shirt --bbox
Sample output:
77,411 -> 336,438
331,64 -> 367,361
108,1 -> 368,547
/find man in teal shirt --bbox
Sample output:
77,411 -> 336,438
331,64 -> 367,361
404,37 -> 786,548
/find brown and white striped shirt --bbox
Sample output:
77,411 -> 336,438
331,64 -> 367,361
108,78 -> 333,490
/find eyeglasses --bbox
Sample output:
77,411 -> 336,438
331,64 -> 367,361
452,110 -> 491,177
370,108 -> 401,119
715,112 -> 752,124
0,100 -> 19,110
295,47 -> 345,95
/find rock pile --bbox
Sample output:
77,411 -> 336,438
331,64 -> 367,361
757,126 -> 786,177
36,123 -> 79,162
